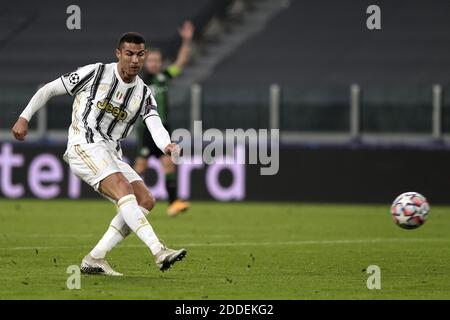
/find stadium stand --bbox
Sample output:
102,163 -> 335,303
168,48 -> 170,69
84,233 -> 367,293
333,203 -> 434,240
0,0 -> 232,86
199,0 -> 450,132
205,0 -> 450,87
0,0 -> 232,132
1,0 -> 449,135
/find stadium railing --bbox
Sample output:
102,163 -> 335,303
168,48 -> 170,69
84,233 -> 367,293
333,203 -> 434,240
0,83 -> 447,146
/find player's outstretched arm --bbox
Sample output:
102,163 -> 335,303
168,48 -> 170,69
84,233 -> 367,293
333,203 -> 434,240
144,111 -> 180,157
11,78 -> 67,141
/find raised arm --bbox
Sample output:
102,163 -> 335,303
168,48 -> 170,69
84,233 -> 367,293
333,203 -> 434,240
12,78 -> 67,141
173,20 -> 195,70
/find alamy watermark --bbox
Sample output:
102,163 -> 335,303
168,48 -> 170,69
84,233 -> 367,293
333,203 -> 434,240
170,121 -> 279,176
366,265 -> 381,290
66,265 -> 81,289
65,4 -> 381,32
366,5 -> 381,30
66,5 -> 81,30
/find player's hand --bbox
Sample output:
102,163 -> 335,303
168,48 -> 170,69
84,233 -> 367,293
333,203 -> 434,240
179,20 -> 194,42
11,117 -> 29,141
164,143 -> 181,156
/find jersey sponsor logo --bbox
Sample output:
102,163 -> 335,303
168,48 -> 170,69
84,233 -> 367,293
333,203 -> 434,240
95,73 -> 119,140
106,86 -> 135,137
96,100 -> 128,121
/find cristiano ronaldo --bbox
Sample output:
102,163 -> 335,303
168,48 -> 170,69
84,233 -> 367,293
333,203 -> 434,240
11,32 -> 186,276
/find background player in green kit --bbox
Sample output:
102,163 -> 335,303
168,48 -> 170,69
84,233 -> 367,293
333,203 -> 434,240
134,20 -> 194,216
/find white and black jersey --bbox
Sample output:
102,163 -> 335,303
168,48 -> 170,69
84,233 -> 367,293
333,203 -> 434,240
60,62 -> 157,147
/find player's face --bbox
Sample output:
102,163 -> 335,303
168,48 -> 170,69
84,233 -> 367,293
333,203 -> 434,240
145,51 -> 163,75
116,42 -> 146,77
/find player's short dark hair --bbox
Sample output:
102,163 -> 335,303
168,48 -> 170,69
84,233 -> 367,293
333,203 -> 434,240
118,32 -> 146,49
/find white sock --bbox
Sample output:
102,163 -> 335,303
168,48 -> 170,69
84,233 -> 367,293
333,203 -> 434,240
90,206 -> 150,259
117,194 -> 162,255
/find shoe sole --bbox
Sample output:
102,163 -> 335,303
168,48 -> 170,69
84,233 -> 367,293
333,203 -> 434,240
80,263 -> 123,276
160,249 -> 187,271
80,265 -> 106,275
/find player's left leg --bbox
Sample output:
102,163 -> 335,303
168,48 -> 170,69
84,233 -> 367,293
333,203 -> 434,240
162,155 -> 190,216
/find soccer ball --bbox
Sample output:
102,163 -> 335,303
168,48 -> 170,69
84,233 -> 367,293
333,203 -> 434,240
391,192 -> 430,229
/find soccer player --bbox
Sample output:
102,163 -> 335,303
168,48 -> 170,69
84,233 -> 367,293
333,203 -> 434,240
134,20 -> 194,217
11,32 -> 186,276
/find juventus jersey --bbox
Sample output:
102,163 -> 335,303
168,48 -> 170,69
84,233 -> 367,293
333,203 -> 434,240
60,62 -> 157,147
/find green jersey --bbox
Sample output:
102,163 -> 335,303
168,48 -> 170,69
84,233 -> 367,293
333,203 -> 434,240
141,64 -> 181,124
136,64 -> 181,152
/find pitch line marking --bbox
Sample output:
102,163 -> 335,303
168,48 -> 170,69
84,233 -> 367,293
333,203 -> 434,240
0,238 -> 448,251
0,233 -> 232,239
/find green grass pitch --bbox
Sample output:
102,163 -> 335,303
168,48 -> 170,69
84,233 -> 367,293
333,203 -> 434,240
0,199 -> 449,299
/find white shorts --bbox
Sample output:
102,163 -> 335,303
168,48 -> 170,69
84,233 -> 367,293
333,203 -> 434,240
63,141 -> 142,192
